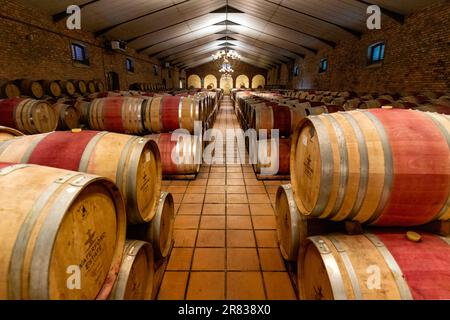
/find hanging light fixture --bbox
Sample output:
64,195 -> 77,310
211,0 -> 241,77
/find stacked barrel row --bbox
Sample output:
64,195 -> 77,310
0,130 -> 175,300
87,91 -> 220,178
255,89 -> 450,115
0,79 -> 107,99
275,108 -> 450,300
130,83 -> 166,92
234,91 -> 344,178
0,90 -> 221,178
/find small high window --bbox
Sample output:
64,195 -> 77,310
293,66 -> 300,77
126,58 -> 135,73
319,58 -> 328,73
368,42 -> 385,65
71,43 -> 89,65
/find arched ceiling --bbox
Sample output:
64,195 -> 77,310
22,0 -> 439,70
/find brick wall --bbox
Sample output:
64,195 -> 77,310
282,1 -> 450,95
186,61 -> 268,89
0,0 -> 165,91
267,64 -> 290,87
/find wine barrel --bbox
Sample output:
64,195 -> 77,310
0,126 -> 24,141
290,109 -> 450,226
89,97 -> 149,134
437,96 -> 450,107
59,80 -> 76,96
52,103 -> 80,130
1,81 -> 21,98
298,231 -> 450,300
127,191 -> 175,259
331,97 -> 346,107
415,104 -> 450,115
109,240 -> 154,300
251,104 -> 291,137
343,98 -> 364,110
0,98 -> 58,134
73,80 -> 87,94
41,80 -> 62,98
252,138 -> 290,176
359,98 -> 393,109
275,184 -> 305,261
58,97 -> 91,125
144,96 -> 200,134
0,131 -> 162,224
146,133 -> 201,176
96,81 -> 105,93
17,79 -> 44,99
0,163 -> 126,300
87,81 -> 97,94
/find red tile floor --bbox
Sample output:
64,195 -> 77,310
157,96 -> 297,300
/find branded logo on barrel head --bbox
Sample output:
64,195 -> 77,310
84,229 -> 96,247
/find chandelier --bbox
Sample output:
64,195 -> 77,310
211,0 -> 241,76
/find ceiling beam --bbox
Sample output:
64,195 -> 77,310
151,35 -> 223,58
177,51 -> 274,69
172,48 -> 278,67
166,41 -> 288,66
94,0 -> 191,37
167,44 -> 225,63
136,24 -> 221,53
52,0 -> 100,23
262,0 -> 362,38
157,35 -> 293,64
229,23 -> 318,54
226,43 -> 289,64
355,0 -> 405,24
243,13 -> 336,48
230,38 -> 297,61
183,57 -> 271,70
232,33 -> 305,59
125,10 -> 219,43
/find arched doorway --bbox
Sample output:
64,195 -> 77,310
204,74 -> 218,89
236,75 -> 249,89
220,75 -> 233,94
252,75 -> 266,89
187,74 -> 201,89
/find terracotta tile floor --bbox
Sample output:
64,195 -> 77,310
157,96 -> 296,300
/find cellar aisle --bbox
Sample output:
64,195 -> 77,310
157,96 -> 296,300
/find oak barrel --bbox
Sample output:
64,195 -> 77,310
251,104 -> 292,137
0,98 -> 58,134
109,240 -> 154,300
17,79 -> 44,99
58,97 -> 91,125
89,97 -> 149,134
52,103 -> 80,130
96,81 -> 105,93
127,191 -> 175,259
0,131 -> 162,224
59,80 -> 76,96
41,80 -> 62,98
146,133 -> 201,176
1,81 -> 21,98
0,163 -> 126,300
298,231 -> 450,300
252,138 -> 290,176
0,126 -> 24,141
290,109 -> 450,226
275,184 -> 305,261
144,96 -> 200,134
73,80 -> 87,94
87,81 -> 97,94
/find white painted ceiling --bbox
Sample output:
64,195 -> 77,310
21,0 -> 439,69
